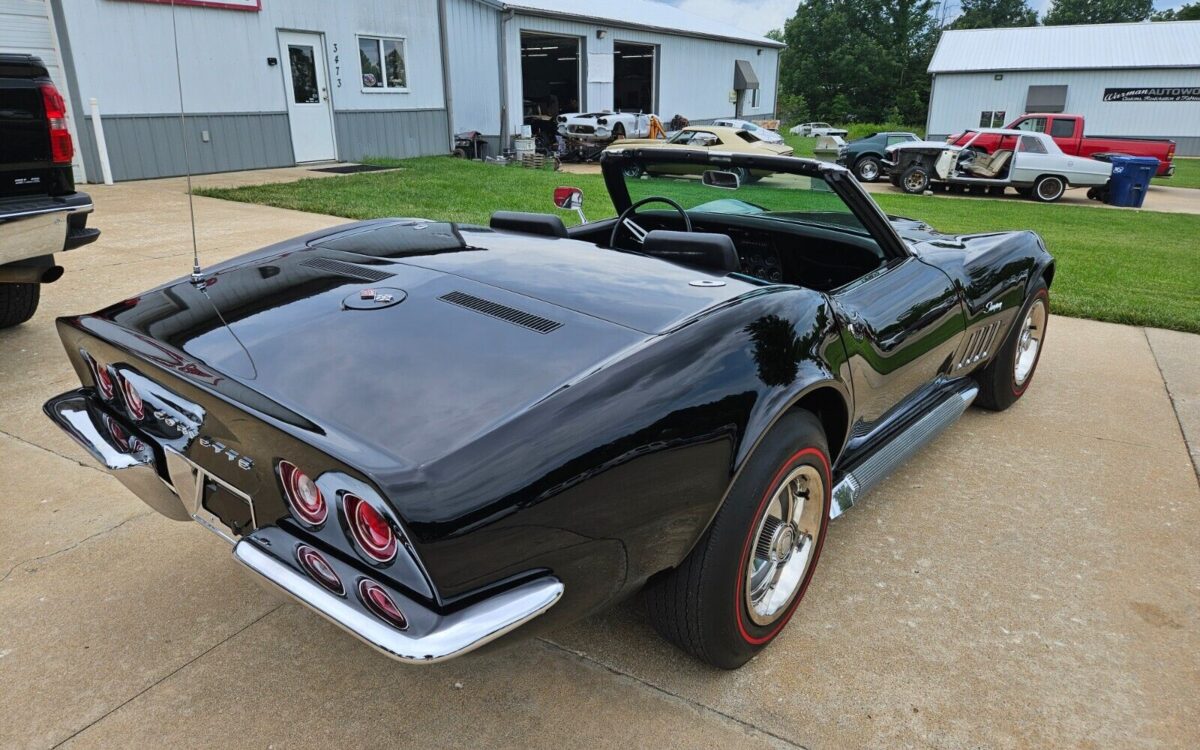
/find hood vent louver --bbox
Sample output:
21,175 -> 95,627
301,257 -> 394,283
439,291 -> 562,334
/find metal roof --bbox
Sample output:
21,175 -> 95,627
480,0 -> 784,48
929,21 -> 1200,73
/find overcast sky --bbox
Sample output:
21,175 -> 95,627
655,0 -> 1186,37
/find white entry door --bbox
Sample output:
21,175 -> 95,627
279,31 -> 337,163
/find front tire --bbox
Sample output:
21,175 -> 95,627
854,156 -> 881,182
0,283 -> 40,329
644,411 -> 831,669
900,165 -> 930,194
974,279 -> 1049,411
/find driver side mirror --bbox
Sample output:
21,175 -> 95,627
702,170 -> 741,190
553,186 -> 587,224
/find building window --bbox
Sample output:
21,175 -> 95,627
359,36 -> 407,91
751,88 -> 759,108
979,111 -> 1006,127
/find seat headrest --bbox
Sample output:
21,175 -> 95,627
490,211 -> 568,238
641,230 -> 741,273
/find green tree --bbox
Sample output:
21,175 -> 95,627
1043,0 -> 1154,25
950,0 -> 1038,28
1153,2 -> 1200,20
777,0 -> 938,125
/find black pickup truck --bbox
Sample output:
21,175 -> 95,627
0,54 -> 99,328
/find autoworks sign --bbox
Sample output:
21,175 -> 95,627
1103,87 -> 1200,103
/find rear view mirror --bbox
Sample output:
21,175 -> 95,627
553,186 -> 587,224
702,170 -> 741,190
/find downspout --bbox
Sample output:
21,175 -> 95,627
772,49 -> 781,121
926,74 -> 935,137
437,0 -> 455,151
498,9 -> 514,153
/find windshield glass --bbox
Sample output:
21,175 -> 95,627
623,164 -> 869,235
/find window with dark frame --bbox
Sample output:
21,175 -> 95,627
979,111 -> 1006,127
359,36 -> 407,90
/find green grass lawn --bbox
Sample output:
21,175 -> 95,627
196,156 -> 1200,333
1156,157 -> 1200,190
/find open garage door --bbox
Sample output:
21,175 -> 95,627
614,42 -> 655,113
520,32 -> 580,123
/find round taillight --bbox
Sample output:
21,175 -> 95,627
344,494 -> 397,563
296,545 -> 344,596
120,375 -> 144,421
358,579 -> 408,629
278,460 -> 326,526
90,357 -> 115,400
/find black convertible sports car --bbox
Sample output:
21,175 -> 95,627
44,147 -> 1053,669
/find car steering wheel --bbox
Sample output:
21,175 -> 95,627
609,196 -> 693,249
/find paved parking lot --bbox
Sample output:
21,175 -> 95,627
1,172 -> 1197,749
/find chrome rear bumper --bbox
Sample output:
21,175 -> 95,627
45,389 -> 565,663
235,527 -> 564,663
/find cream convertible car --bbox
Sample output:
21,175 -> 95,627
607,126 -> 793,181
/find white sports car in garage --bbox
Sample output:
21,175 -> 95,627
557,111 -> 657,142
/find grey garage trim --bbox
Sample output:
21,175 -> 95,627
79,112 -> 294,182
333,109 -> 451,162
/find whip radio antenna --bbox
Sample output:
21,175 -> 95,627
169,0 -> 203,287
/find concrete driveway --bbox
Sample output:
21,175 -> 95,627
2,172 -> 1198,749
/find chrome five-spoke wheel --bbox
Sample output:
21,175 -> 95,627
1014,297 -> 1046,388
745,464 -> 824,626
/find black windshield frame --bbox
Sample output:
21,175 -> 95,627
599,147 -> 912,261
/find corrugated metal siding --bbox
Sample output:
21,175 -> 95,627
928,69 -> 1200,154
502,0 -> 781,47
930,21 -> 1200,73
334,109 -> 450,161
0,0 -> 85,180
83,113 -> 294,181
446,0 -> 501,138
494,12 -> 778,138
57,0 -> 446,114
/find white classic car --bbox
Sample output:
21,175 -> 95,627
882,128 -> 1112,202
711,119 -> 785,144
788,122 -> 848,137
557,111 -> 657,142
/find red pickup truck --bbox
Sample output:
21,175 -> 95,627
949,114 -> 1176,177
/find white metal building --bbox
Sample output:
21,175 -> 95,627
1,0 -> 779,182
927,21 -> 1200,156
445,0 -> 782,154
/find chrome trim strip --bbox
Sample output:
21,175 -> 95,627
830,383 -> 978,518
0,201 -> 94,221
233,540 -> 564,664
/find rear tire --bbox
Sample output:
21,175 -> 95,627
0,283 -> 40,329
644,411 -> 831,669
900,165 -> 930,194
974,279 -> 1049,411
1031,175 -> 1066,202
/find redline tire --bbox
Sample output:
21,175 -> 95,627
644,411 -> 831,669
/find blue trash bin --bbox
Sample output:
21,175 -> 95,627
1105,155 -> 1159,208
